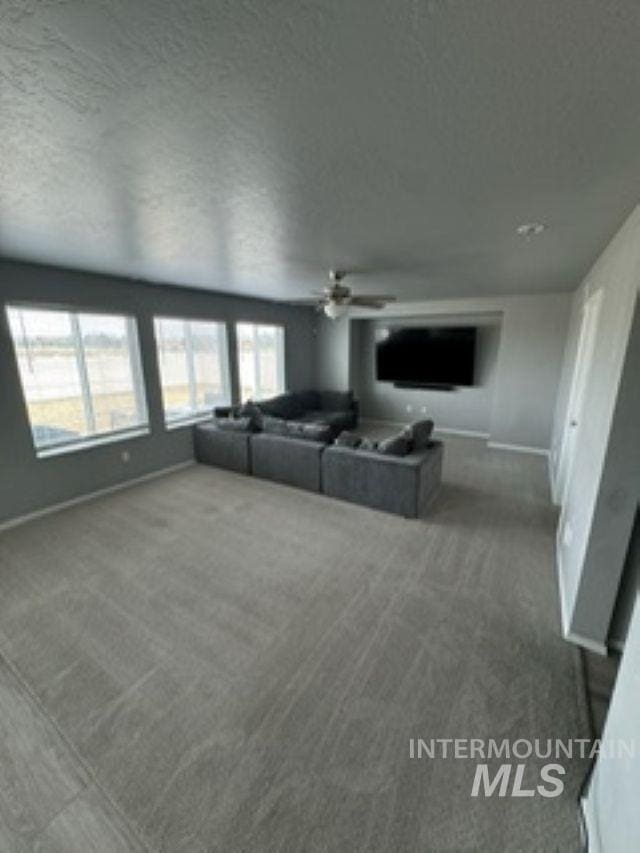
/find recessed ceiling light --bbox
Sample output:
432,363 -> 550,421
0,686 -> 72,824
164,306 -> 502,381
516,222 -> 546,238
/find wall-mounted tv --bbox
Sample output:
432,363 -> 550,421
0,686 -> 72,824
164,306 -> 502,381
376,326 -> 477,387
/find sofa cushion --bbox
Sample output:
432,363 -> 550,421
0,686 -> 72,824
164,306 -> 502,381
300,410 -> 350,428
291,422 -> 333,443
295,389 -> 321,411
334,431 -> 362,448
320,390 -> 353,412
258,393 -> 303,420
262,415 -> 290,435
378,433 -> 412,457
214,416 -> 254,433
263,416 -> 331,443
403,418 -> 434,450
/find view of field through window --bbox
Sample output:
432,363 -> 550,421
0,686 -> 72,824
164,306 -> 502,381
154,317 -> 231,423
237,322 -> 285,401
7,307 -> 147,449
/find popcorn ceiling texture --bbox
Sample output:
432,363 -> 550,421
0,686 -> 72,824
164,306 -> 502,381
1,0 -> 640,299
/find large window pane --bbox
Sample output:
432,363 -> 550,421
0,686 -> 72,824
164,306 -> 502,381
79,314 -> 146,433
7,306 -> 148,452
236,323 -> 285,401
154,317 -> 230,424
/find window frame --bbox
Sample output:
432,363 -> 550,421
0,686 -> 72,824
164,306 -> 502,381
153,315 -> 232,427
235,321 -> 286,402
6,303 -> 149,457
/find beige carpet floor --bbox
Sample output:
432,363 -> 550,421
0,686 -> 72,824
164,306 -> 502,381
0,436 -> 589,852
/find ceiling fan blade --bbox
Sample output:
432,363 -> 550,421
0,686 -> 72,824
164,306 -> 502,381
281,297 -> 324,305
350,294 -> 397,302
348,298 -> 388,309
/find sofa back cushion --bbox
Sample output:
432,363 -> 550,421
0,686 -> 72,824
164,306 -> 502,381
258,393 -> 303,420
320,390 -> 353,412
295,390 -> 321,411
403,418 -> 434,450
262,416 -> 331,443
215,416 -> 254,433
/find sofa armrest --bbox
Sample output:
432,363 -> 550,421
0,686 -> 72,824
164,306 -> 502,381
322,441 -> 443,517
193,423 -> 251,473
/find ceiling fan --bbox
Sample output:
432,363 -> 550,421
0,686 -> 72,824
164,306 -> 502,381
289,270 -> 396,319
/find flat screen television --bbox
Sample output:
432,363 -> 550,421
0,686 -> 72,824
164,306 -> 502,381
376,326 -> 477,387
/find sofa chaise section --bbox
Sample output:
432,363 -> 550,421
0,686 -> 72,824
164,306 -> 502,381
250,432 -> 325,492
193,422 -> 252,474
322,441 -> 443,518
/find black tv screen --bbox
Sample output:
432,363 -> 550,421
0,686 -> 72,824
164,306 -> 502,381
376,326 -> 477,387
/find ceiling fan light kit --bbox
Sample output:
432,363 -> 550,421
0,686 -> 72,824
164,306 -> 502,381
324,300 -> 348,320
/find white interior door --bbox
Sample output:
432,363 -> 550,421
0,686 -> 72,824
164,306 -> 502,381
554,288 -> 603,505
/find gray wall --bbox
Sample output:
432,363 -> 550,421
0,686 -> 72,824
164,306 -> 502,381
488,294 -> 573,449
314,315 -> 351,390
353,315 -> 501,435
551,205 -> 640,651
0,259 -> 315,525
317,292 -> 571,450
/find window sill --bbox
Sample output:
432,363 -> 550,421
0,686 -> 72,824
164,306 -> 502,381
36,427 -> 150,459
165,413 -> 213,430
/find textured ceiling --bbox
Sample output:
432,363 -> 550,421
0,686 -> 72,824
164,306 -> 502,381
1,0 -> 640,301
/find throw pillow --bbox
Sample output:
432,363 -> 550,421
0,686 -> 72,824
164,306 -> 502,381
215,416 -> 252,433
258,393 -> 303,420
238,400 -> 263,430
378,433 -> 412,457
334,431 -> 362,448
404,418 -> 434,449
359,436 -> 379,452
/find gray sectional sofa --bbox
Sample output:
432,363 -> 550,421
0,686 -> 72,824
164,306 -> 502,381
193,393 -> 442,518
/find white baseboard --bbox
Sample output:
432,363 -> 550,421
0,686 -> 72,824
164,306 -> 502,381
434,426 -> 490,439
359,418 -> 489,440
0,460 -> 195,533
487,441 -> 549,457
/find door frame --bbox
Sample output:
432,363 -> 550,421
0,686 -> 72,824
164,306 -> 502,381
553,288 -> 603,505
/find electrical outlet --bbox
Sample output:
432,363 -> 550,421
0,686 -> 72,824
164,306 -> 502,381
121,450 -> 130,463
406,404 -> 414,413
421,406 -> 428,414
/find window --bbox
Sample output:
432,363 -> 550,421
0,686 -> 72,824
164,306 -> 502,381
7,306 -> 148,453
236,323 -> 285,401
154,317 -> 231,424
